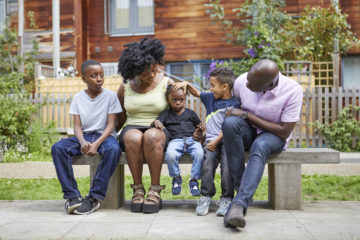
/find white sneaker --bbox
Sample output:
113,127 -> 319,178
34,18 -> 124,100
216,198 -> 231,216
196,196 -> 211,216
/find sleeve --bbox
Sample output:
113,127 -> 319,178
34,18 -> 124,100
233,73 -> 246,100
108,92 -> 122,114
200,92 -> 214,113
68,94 -> 79,115
191,110 -> 201,126
156,110 -> 168,124
281,84 -> 303,122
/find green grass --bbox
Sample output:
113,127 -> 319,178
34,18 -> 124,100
1,151 -> 52,163
1,174 -> 359,201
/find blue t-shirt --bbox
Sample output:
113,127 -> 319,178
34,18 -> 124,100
200,92 -> 241,140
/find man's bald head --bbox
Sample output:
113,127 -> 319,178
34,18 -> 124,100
247,59 -> 279,92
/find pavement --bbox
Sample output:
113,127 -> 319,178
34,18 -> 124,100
0,152 -> 359,240
0,200 -> 359,240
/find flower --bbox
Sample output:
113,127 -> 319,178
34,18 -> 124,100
266,42 -> 271,46
254,31 -> 259,36
258,44 -> 263,49
247,48 -> 256,58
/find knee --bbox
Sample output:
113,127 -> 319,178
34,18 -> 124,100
143,129 -> 165,148
124,132 -> 143,149
51,141 -> 63,154
222,116 -> 247,136
165,149 -> 179,163
250,140 -> 270,163
191,149 -> 204,161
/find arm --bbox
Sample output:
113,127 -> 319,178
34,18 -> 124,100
206,131 -> 223,151
87,113 -> 117,156
116,83 -> 127,132
226,108 -> 295,140
73,115 -> 90,154
173,81 -> 200,98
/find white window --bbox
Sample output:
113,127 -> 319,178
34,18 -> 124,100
0,0 -> 6,32
106,0 -> 154,36
341,56 -> 360,88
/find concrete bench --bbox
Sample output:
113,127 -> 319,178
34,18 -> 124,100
72,148 -> 340,210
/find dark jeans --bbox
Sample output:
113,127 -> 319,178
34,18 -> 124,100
51,133 -> 121,200
200,140 -> 234,199
222,116 -> 285,212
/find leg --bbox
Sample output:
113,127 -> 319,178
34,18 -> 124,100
218,141 -> 234,200
51,136 -> 82,200
165,139 -> 184,178
123,129 -> 145,185
186,138 -> 204,180
222,116 -> 256,191
233,132 -> 285,212
89,135 -> 121,200
199,141 -> 218,198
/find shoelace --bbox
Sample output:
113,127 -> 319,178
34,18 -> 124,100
197,196 -> 210,205
216,199 -> 231,207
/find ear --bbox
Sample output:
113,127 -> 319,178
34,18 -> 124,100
223,83 -> 230,91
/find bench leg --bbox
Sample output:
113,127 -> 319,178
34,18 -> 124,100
268,163 -> 302,210
90,164 -> 124,209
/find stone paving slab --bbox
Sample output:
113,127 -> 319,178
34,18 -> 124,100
0,200 -> 359,240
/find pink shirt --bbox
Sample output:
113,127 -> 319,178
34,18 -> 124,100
233,72 -> 303,149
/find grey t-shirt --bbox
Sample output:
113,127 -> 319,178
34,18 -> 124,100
69,88 -> 122,137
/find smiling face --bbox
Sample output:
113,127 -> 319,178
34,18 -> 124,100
209,76 -> 227,99
82,64 -> 104,96
138,64 -> 157,85
168,88 -> 186,114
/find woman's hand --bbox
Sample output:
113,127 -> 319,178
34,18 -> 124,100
172,82 -> 188,92
153,120 -> 165,130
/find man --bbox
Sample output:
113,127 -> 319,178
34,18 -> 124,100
222,59 -> 303,228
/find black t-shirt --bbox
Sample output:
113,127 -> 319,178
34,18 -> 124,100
156,108 -> 201,141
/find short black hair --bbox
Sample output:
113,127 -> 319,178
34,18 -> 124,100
117,38 -> 166,83
209,67 -> 236,90
81,59 -> 101,76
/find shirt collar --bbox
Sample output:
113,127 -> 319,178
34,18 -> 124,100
267,72 -> 282,96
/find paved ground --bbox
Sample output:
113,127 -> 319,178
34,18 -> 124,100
0,200 -> 359,240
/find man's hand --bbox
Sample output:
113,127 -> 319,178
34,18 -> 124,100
86,143 -> 99,156
80,141 -> 91,155
153,120 -> 165,130
225,108 -> 244,117
206,140 -> 217,151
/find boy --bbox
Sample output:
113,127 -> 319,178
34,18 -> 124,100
51,60 -> 122,215
174,67 -> 240,216
153,85 -> 204,196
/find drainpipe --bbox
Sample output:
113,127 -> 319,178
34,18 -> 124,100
52,0 -> 60,77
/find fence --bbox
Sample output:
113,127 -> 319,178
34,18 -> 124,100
30,87 -> 359,148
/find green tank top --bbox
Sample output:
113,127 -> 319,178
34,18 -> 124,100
124,76 -> 169,126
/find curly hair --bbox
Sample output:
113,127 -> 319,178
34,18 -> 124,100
117,38 -> 166,83
210,67 -> 236,90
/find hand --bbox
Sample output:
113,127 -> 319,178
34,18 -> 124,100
225,107 -> 244,117
193,123 -> 205,142
86,143 -> 99,156
153,120 -> 165,130
80,141 -> 91,155
197,123 -> 206,132
206,140 -> 217,151
172,82 -> 188,92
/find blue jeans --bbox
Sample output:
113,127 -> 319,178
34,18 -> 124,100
165,137 -> 204,180
51,133 -> 121,200
222,116 -> 285,212
200,140 -> 234,199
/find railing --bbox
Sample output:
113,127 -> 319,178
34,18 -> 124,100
30,87 -> 360,148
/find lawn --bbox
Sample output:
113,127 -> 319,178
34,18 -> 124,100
1,174 -> 359,201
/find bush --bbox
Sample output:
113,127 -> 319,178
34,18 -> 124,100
314,105 -> 360,152
26,120 -> 59,154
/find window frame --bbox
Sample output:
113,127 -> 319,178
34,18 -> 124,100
105,0 -> 154,37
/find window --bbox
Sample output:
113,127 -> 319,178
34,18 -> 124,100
341,55 -> 360,88
106,0 -> 154,36
0,0 -> 6,32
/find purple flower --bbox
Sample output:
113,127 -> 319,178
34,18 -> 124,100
266,42 -> 271,46
254,31 -> 259,36
248,48 -> 256,58
219,60 -> 224,65
209,61 -> 217,69
258,44 -> 263,49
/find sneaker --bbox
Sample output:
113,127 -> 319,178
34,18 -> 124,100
172,176 -> 182,195
216,198 -> 231,216
73,195 -> 100,215
223,202 -> 246,228
195,196 -> 211,216
188,180 -> 200,196
65,197 -> 83,214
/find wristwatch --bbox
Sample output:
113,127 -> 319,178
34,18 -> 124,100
240,110 -> 248,119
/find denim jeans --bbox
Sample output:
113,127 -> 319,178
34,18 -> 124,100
51,133 -> 121,200
222,116 -> 285,212
165,137 -> 204,180
200,140 -> 234,199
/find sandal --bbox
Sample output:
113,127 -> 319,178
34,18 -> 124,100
130,184 -> 145,212
143,185 -> 165,213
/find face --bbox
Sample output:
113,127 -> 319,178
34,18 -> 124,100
246,74 -> 278,92
82,65 -> 104,93
209,76 -> 226,99
168,88 -> 186,113
138,64 -> 157,84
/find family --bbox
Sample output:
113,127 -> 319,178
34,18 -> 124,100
51,37 -> 303,229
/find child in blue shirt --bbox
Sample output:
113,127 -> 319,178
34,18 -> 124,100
153,85 -> 204,196
173,67 -> 240,216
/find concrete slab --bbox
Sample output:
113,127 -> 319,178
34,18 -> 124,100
0,200 -> 359,240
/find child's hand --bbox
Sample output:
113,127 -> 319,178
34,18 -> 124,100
86,143 -> 99,156
193,124 -> 205,142
153,120 -> 165,130
206,140 -> 217,151
197,123 -> 206,132
172,82 -> 188,92
80,141 -> 91,155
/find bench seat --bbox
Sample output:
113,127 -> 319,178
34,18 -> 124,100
72,148 -> 340,210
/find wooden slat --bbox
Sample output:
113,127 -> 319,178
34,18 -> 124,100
318,88 -> 323,147
311,88 -> 316,147
305,88 -> 310,147
331,87 -> 336,123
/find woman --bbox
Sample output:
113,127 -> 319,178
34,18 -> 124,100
116,38 -> 173,213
